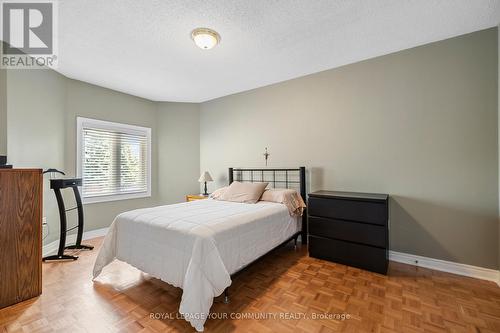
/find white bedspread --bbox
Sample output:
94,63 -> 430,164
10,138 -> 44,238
92,199 -> 300,331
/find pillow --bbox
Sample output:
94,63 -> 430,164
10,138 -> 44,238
209,186 -> 228,200
260,189 -> 306,216
219,181 -> 269,204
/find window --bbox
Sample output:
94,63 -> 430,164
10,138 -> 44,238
77,117 -> 151,204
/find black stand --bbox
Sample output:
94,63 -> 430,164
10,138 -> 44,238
43,178 -> 94,261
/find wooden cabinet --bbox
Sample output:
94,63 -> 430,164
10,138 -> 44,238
308,190 -> 389,274
0,169 -> 43,308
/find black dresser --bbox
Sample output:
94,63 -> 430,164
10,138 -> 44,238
308,191 -> 389,274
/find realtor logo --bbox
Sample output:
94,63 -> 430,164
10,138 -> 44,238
1,0 -> 58,68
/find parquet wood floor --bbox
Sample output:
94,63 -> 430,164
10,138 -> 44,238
1,237 -> 499,333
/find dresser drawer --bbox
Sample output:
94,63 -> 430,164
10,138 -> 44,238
308,216 -> 386,248
308,197 -> 387,226
309,235 -> 388,274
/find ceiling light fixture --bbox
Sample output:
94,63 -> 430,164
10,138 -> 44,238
191,28 -> 220,50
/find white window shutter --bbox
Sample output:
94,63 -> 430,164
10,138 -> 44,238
77,117 -> 151,203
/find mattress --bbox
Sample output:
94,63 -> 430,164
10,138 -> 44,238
92,198 -> 300,331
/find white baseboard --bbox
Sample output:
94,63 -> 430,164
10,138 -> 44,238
42,227 -> 109,257
389,250 -> 500,286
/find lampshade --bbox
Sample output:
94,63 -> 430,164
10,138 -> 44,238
198,171 -> 213,183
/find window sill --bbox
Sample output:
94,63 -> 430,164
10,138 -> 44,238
83,191 -> 151,205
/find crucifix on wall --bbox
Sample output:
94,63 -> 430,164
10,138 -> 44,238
263,147 -> 270,166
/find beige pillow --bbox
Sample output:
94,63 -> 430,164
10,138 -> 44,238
219,181 -> 269,204
260,189 -> 306,216
209,186 -> 228,200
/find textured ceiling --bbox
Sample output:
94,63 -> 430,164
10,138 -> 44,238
57,0 -> 500,102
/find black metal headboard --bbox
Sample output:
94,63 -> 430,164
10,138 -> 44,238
228,167 -> 307,244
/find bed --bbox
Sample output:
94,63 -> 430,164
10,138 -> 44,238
92,167 -> 307,331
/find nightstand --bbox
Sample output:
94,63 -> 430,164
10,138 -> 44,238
186,194 -> 209,202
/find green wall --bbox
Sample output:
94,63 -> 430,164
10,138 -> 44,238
4,28 -> 499,270
6,72 -> 200,244
200,28 -> 499,269
7,69 -> 67,244
157,102 -> 200,203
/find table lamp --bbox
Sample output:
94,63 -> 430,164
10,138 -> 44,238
198,171 -> 213,196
